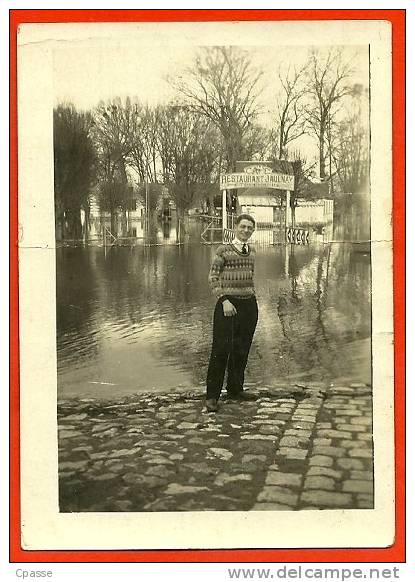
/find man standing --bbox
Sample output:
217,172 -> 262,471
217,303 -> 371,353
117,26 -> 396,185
205,214 -> 258,412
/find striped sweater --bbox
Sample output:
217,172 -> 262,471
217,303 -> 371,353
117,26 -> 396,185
208,243 -> 256,301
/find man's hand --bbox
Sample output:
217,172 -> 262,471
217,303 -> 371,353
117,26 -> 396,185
222,299 -> 237,317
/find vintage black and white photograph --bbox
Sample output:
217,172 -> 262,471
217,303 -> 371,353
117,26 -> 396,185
17,19 -> 394,550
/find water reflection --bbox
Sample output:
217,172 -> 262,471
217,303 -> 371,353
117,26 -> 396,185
57,233 -> 371,398
83,216 -> 193,247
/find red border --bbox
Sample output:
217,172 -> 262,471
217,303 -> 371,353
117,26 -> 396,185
9,9 -> 405,563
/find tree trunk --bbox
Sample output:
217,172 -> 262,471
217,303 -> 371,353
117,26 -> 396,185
319,130 -> 326,180
55,208 -> 65,242
148,211 -> 158,244
66,208 -> 83,240
153,153 -> 157,182
279,131 -> 285,160
84,205 -> 90,243
176,207 -> 188,243
110,211 -> 117,236
290,194 -> 297,228
121,211 -> 128,238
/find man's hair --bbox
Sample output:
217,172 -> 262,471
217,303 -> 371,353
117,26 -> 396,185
235,213 -> 256,228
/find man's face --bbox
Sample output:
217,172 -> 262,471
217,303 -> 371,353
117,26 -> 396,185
235,219 -> 255,242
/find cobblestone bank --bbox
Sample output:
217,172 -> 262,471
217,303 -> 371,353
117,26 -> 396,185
58,383 -> 373,512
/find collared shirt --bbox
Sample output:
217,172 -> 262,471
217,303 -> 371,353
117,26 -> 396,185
232,237 -> 249,254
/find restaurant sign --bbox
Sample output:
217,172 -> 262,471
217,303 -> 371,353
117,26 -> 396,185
220,164 -> 295,191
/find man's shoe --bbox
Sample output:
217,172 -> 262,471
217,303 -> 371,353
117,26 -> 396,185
205,398 -> 219,412
226,391 -> 257,402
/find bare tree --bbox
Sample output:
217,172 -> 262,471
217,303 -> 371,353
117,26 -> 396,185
304,49 -> 354,181
127,103 -> 160,183
273,64 -> 307,160
175,46 -> 263,171
93,98 -> 133,171
281,150 -> 317,227
331,84 -> 369,194
328,85 -> 370,241
157,104 -> 220,241
53,104 -> 96,239
243,124 -> 272,162
93,98 -> 134,231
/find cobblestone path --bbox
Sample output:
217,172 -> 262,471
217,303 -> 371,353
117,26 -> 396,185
58,383 -> 373,512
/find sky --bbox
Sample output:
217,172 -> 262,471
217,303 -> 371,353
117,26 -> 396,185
46,22 -> 369,168
53,43 -> 369,114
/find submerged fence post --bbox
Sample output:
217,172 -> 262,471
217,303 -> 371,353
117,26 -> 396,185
222,189 -> 227,234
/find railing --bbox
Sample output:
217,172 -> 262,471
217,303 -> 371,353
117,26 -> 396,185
102,225 -> 118,256
200,219 -> 234,244
200,215 -> 224,244
286,227 -> 310,245
102,225 -> 117,245
223,228 -> 234,243
201,217 -> 221,243
200,218 -> 311,246
256,221 -> 284,230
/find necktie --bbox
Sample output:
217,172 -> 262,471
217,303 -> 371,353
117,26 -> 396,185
242,244 -> 248,255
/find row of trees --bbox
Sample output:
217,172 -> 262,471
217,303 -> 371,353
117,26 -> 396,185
54,46 -> 369,238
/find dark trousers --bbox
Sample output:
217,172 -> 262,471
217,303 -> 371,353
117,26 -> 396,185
206,296 -> 258,400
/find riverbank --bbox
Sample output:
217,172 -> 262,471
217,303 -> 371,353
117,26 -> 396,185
58,382 -> 373,512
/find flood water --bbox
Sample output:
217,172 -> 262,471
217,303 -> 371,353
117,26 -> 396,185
57,222 -> 371,399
